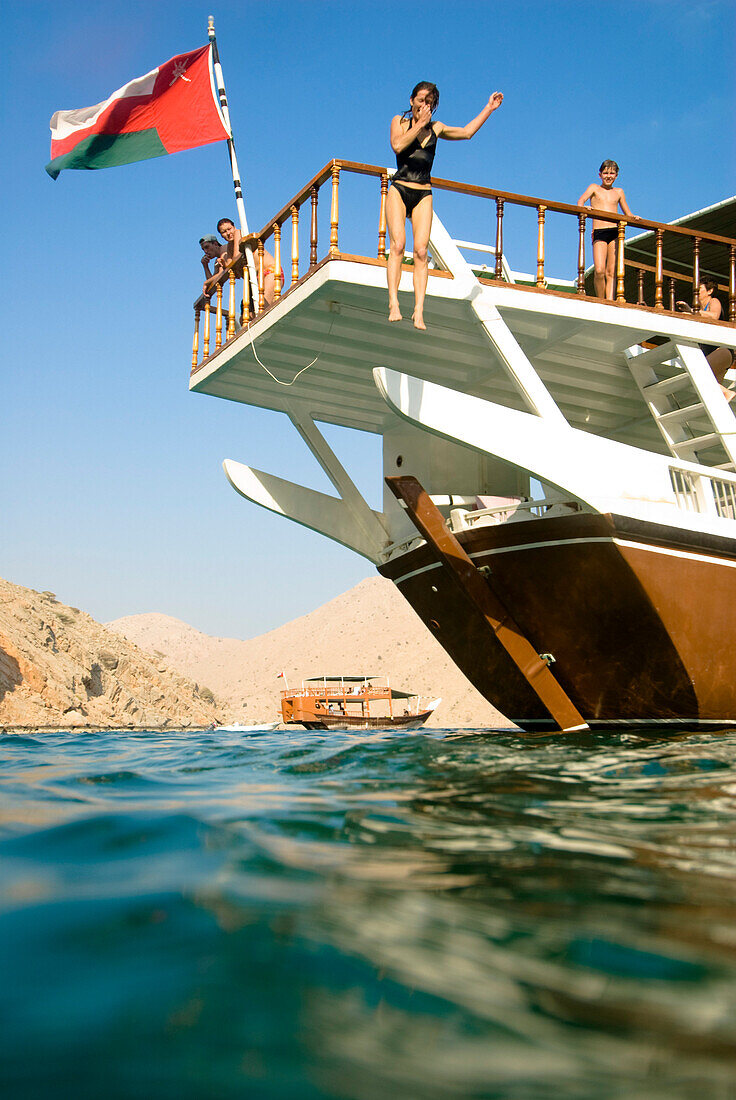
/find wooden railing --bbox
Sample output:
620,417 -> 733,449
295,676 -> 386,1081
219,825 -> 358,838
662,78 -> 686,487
192,159 -> 736,371
281,685 -> 395,702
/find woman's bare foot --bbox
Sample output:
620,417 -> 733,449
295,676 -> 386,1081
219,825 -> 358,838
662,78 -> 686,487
412,312 -> 426,331
388,302 -> 402,322
721,385 -> 735,403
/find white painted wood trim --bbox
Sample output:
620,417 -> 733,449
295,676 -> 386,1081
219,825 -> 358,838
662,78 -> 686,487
223,459 -> 386,563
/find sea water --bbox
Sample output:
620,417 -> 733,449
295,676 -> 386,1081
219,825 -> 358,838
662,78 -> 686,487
2,726 -> 736,1099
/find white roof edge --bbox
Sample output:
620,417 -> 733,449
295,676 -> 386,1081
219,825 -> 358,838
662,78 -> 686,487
626,195 -> 736,248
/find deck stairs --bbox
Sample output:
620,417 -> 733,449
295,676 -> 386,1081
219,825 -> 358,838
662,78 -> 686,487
624,340 -> 736,471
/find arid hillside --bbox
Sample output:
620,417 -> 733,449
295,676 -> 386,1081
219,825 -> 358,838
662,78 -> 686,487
0,578 -> 221,729
0,573 -> 512,730
108,576 -> 511,729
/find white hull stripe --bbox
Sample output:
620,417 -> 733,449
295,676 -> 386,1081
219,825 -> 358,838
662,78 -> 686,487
470,536 -> 612,560
613,538 -> 736,569
392,534 -> 736,584
471,535 -> 736,570
393,561 -> 443,584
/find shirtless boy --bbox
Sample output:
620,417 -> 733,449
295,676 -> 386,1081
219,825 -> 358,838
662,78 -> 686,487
578,161 -> 637,300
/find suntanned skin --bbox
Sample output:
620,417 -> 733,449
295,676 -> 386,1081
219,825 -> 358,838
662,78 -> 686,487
387,88 -> 503,329
578,167 -> 638,300
203,220 -> 279,309
676,283 -> 735,400
200,240 -> 226,294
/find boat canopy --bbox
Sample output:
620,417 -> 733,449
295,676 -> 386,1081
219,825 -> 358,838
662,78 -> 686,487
304,675 -> 379,682
302,676 -> 417,700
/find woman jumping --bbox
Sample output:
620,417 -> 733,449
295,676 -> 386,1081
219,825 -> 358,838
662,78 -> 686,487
387,82 -> 503,329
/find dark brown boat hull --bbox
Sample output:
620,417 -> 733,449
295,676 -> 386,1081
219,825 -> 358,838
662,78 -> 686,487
378,511 -> 736,731
291,710 -> 434,731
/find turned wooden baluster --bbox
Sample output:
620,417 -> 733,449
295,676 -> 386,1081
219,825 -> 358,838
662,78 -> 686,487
310,185 -> 319,267
637,268 -> 645,305
576,213 -> 586,294
378,173 -> 388,259
257,240 -> 265,314
192,308 -> 200,370
615,220 -> 626,302
227,271 -> 236,339
290,205 -> 299,285
215,282 -> 223,349
203,299 -> 211,358
329,164 -> 340,257
668,277 -> 676,312
692,237 -> 701,309
654,228 -> 664,310
730,245 -> 736,322
536,205 -> 546,287
273,222 -> 283,300
495,197 -> 505,279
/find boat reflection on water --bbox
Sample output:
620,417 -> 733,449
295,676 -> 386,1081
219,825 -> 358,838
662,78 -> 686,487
3,726 -> 736,1096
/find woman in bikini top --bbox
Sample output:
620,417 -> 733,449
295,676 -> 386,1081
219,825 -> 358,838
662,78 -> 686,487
676,278 -> 734,395
386,82 -> 504,330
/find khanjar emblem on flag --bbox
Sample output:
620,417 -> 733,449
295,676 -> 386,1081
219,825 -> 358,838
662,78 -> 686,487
46,45 -> 229,180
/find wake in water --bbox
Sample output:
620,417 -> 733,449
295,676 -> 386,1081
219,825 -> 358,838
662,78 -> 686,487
2,726 -> 736,1098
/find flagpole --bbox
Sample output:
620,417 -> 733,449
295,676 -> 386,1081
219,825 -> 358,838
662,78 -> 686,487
208,15 -> 258,313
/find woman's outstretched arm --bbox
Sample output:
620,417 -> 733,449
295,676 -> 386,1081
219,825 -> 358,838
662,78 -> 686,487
436,92 -> 503,141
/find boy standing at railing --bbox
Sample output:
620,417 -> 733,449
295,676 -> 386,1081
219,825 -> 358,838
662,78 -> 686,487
578,161 -> 637,300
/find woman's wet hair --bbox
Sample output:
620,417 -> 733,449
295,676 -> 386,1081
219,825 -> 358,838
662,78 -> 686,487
402,82 -> 439,120
217,217 -> 235,232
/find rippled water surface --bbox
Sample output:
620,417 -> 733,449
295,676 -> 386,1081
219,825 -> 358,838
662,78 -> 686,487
3,726 -> 736,1099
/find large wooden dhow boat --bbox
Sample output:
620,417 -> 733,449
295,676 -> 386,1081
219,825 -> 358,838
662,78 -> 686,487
190,162 -> 736,732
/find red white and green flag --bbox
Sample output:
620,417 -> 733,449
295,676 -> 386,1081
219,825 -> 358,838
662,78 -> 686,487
46,45 -> 229,180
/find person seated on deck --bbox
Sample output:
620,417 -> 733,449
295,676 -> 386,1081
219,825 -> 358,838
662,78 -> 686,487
577,160 -> 639,301
387,82 -> 504,330
199,234 -> 226,294
676,278 -> 735,401
203,217 -> 283,314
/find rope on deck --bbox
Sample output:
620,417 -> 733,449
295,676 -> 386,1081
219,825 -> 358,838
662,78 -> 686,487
249,313 -> 337,386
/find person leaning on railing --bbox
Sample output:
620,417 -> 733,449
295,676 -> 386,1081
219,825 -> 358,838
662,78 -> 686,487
676,278 -> 736,401
203,217 -> 283,312
387,82 -> 503,331
199,233 -> 226,295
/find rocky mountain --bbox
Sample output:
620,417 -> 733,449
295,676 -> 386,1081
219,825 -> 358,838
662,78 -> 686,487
108,576 -> 510,729
0,573 -> 511,730
0,578 -> 221,730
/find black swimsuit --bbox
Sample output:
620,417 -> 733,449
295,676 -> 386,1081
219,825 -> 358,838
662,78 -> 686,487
592,226 -> 617,245
392,123 -> 437,214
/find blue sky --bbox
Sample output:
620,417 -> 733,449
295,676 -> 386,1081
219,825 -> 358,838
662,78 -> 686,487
2,0 -> 734,638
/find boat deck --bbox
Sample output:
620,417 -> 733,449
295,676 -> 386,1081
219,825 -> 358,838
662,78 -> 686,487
189,161 -> 735,459
191,255 -> 736,453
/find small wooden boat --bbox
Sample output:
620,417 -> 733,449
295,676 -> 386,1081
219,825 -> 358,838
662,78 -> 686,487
280,676 -> 439,730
